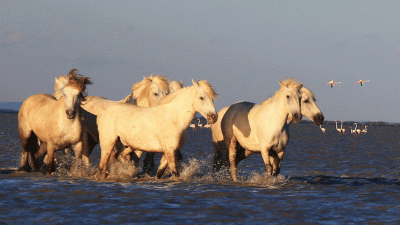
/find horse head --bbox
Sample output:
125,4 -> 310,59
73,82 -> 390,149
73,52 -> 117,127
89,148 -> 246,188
278,78 -> 302,124
62,69 -> 92,119
133,74 -> 170,107
299,87 -> 324,125
169,81 -> 183,93
192,79 -> 218,124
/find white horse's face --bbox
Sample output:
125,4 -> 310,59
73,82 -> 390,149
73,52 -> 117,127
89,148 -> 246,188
147,82 -> 168,107
192,82 -> 218,124
300,88 -> 324,125
62,86 -> 81,119
282,85 -> 302,123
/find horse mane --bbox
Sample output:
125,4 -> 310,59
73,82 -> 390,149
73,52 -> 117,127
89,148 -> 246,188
158,80 -> 217,105
169,81 -> 183,93
66,69 -> 93,101
299,86 -> 316,101
54,75 -> 69,91
131,74 -> 170,99
261,78 -> 302,105
198,80 -> 217,101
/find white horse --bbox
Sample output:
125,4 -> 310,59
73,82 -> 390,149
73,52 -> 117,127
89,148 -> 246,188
142,80 -> 184,173
97,80 -> 217,179
18,69 -> 92,175
212,85 -> 323,175
211,78 -> 303,181
53,74 -> 170,165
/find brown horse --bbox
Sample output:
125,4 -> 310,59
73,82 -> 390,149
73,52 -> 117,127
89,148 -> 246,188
18,69 -> 92,175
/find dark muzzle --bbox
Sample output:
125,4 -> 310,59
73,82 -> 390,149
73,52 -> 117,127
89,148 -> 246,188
293,113 -> 302,123
66,109 -> 76,119
313,113 -> 324,125
207,113 -> 218,124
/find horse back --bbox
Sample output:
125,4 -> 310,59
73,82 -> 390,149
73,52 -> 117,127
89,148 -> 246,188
221,102 -> 257,147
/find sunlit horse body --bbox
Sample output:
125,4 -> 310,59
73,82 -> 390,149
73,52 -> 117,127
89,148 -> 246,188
142,80 -> 184,173
212,85 -> 324,177
53,74 -> 170,165
97,80 -> 217,180
18,69 -> 92,175
211,79 -> 303,181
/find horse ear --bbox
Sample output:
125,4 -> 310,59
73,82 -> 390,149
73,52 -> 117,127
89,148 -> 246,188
143,76 -> 147,80
299,83 -> 303,89
279,81 -> 284,87
192,79 -> 199,86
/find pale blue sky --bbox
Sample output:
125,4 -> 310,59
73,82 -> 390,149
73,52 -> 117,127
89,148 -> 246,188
1,1 -> 399,122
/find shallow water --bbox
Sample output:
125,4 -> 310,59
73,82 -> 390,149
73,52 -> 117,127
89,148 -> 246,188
1,112 -> 400,224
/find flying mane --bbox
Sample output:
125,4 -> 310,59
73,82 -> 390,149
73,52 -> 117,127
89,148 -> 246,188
261,78 -> 302,105
66,69 -> 93,101
158,80 -> 217,105
132,74 -> 170,98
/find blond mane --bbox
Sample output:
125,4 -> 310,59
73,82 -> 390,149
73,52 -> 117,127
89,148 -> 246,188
54,75 -> 69,91
132,74 -> 170,99
261,78 -> 302,105
299,86 -> 316,101
169,81 -> 183,93
66,69 -> 92,100
158,80 -> 217,105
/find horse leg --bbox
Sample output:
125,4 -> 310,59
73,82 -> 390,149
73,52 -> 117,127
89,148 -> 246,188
82,131 -> 97,166
165,150 -> 179,178
176,150 -> 183,172
261,147 -> 273,176
228,137 -> 238,181
213,142 -> 223,173
99,136 -> 118,180
143,153 -> 155,174
132,150 -> 143,169
18,131 -> 38,172
156,154 -> 168,179
46,143 -> 55,175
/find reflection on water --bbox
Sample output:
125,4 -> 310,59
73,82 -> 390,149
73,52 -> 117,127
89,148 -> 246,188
1,113 -> 400,224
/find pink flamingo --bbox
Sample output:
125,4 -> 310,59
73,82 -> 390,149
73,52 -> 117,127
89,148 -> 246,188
324,80 -> 341,88
354,79 -> 370,86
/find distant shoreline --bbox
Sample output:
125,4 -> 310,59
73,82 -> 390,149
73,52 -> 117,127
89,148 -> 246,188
0,110 -> 398,126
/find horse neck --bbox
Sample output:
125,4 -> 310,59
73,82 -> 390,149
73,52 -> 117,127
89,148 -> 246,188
258,96 -> 289,128
159,87 -> 197,130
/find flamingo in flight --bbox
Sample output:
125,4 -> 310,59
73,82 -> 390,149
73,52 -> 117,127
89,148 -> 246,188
354,79 -> 370,86
324,80 -> 341,88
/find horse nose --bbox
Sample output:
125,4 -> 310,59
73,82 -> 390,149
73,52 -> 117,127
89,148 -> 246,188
293,113 -> 302,123
66,109 -> 75,119
313,113 -> 324,125
207,113 -> 218,124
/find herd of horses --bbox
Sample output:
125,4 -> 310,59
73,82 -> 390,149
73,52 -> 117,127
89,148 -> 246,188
17,69 -> 324,181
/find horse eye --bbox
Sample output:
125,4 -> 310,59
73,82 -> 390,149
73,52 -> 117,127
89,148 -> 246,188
200,96 -> 204,100
286,95 -> 290,99
154,93 -> 158,96
304,99 -> 309,103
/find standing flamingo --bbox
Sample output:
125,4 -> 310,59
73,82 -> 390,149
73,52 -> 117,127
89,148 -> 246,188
340,121 -> 346,134
189,123 -> 196,130
320,124 -> 326,133
324,80 -> 341,88
353,123 -> 361,134
335,121 -> 342,133
362,125 -> 368,133
197,118 -> 203,128
354,79 -> 370,86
